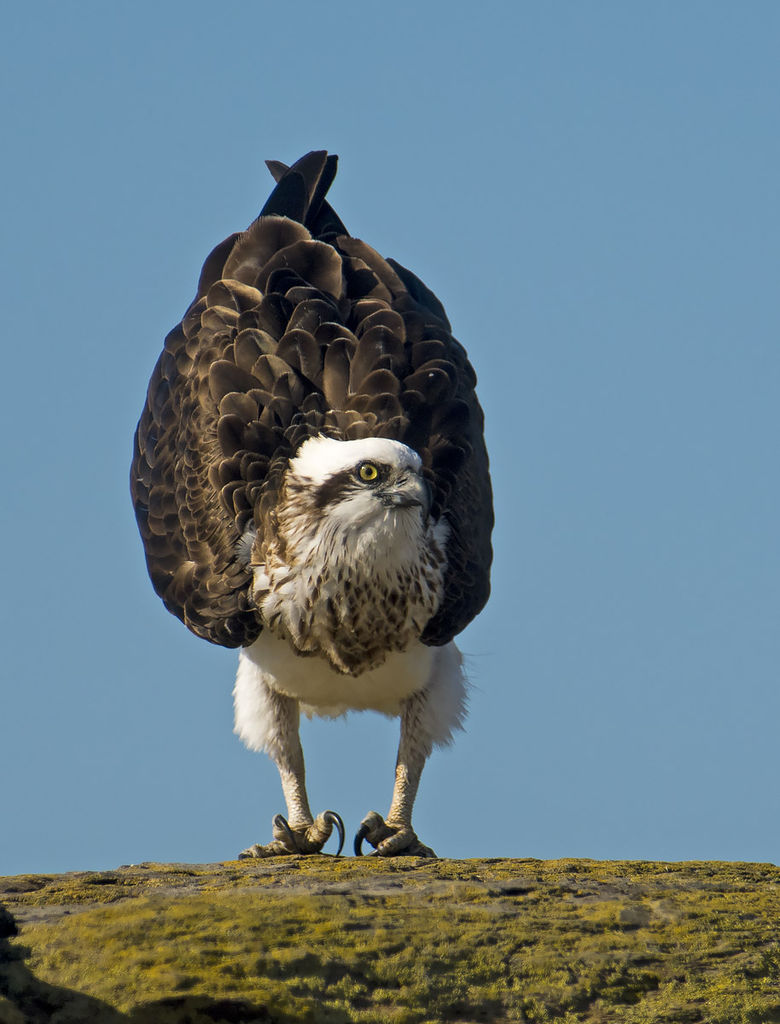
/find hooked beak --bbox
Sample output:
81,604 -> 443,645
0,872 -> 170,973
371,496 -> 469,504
380,474 -> 431,514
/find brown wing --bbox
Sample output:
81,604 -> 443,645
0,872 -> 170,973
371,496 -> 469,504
130,151 -> 493,649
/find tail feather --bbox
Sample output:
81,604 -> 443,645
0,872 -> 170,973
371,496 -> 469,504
262,151 -> 347,239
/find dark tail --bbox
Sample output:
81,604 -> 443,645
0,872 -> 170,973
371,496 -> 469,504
261,151 -> 348,239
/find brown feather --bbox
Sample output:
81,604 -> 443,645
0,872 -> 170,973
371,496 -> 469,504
130,151 -> 492,649
207,279 -> 264,313
223,219 -> 311,286
275,329 -> 323,385
256,240 -> 344,299
234,328 -> 276,372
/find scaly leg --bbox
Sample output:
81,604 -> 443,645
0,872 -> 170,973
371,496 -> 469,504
235,663 -> 343,858
354,689 -> 437,858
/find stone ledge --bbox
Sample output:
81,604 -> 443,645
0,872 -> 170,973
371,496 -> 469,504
1,858 -> 778,1022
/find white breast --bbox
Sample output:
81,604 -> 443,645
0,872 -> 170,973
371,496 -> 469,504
240,630 -> 436,717
252,433 -> 450,676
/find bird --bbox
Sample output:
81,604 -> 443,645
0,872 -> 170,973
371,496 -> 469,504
130,151 -> 493,858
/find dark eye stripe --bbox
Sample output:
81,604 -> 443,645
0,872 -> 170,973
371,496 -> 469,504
311,462 -> 392,509
312,468 -> 357,510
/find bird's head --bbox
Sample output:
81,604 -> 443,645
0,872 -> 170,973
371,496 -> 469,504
283,435 -> 430,538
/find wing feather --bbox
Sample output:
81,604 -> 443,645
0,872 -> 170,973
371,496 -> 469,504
130,152 -> 492,649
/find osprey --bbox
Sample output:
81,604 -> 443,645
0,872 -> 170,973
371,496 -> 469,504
131,152 -> 493,858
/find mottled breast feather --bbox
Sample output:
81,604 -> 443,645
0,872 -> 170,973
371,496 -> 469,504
130,151 -> 493,649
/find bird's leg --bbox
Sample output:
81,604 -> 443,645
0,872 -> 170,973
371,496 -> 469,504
239,688 -> 343,858
355,689 -> 437,857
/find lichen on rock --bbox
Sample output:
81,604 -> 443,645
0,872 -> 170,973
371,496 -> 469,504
1,858 -> 779,1022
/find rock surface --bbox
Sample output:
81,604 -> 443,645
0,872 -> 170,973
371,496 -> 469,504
0,857 -> 778,1022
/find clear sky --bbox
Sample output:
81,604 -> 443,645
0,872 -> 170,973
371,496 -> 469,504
2,2 -> 778,875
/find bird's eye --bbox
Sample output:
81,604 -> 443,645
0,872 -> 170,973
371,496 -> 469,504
357,462 -> 380,483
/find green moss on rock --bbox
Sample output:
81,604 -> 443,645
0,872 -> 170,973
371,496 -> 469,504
1,858 -> 778,1023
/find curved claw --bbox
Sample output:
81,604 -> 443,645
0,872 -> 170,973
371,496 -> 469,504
354,810 -> 437,858
354,810 -> 386,856
323,810 -> 345,856
354,821 -> 370,857
240,810 -> 345,859
272,813 -> 298,852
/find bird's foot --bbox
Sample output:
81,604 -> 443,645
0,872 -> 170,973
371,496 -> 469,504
239,810 -> 344,858
353,810 -> 437,858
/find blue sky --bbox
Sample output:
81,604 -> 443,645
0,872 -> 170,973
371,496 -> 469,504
2,2 -> 778,875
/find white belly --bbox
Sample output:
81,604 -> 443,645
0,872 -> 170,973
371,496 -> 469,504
241,630 -> 435,718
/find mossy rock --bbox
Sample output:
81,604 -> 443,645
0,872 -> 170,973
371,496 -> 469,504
1,857 -> 779,1022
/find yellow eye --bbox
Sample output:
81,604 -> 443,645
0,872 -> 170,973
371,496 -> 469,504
357,462 -> 379,483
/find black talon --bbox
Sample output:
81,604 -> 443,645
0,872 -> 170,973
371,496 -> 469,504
354,822 -> 370,856
273,813 -> 298,852
324,810 -> 345,856
355,811 -> 385,856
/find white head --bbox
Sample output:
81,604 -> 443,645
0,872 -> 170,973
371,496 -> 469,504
285,435 -> 430,533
